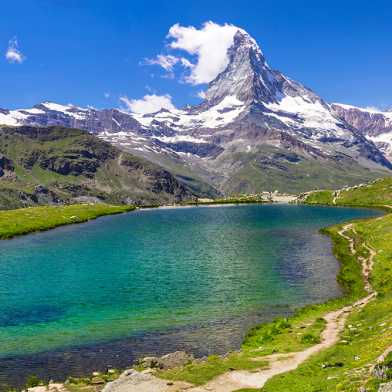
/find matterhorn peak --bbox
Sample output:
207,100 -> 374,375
231,29 -> 262,53
203,29 -> 282,106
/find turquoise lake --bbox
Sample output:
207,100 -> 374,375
0,204 -> 379,385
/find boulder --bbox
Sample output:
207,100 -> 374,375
137,356 -> 162,369
137,351 -> 194,370
379,382 -> 392,392
102,369 -> 192,392
159,351 -> 194,369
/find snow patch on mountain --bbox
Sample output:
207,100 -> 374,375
266,96 -> 345,134
155,135 -> 208,143
334,103 -> 392,118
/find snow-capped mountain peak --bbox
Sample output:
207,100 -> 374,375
1,27 -> 391,193
204,29 -> 279,106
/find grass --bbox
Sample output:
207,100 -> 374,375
303,177 -> 392,206
62,369 -> 121,392
303,190 -> 334,205
156,353 -> 268,386
0,203 -> 135,239
243,316 -> 326,355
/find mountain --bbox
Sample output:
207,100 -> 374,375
1,30 -> 391,194
331,103 -> 392,160
0,125 -> 217,209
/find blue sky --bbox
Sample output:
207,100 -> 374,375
1,0 -> 391,110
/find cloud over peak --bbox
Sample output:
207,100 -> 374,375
5,37 -> 25,64
120,94 -> 176,114
123,22 -> 245,115
146,21 -> 241,85
168,21 -> 239,85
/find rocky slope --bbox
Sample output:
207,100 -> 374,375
1,30 -> 391,193
331,103 -> 392,160
0,125 -> 216,209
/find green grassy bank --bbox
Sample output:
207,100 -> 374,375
303,177 -> 392,207
0,203 -> 135,239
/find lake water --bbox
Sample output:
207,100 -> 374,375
0,204 -> 379,387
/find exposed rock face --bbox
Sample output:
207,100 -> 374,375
1,29 -> 391,193
0,154 -> 14,177
32,185 -> 62,205
332,103 -> 392,160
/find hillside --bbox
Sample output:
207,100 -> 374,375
300,177 -> 392,206
0,125 -> 217,209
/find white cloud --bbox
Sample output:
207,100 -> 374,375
145,54 -> 194,80
145,54 -> 179,71
179,57 -> 194,69
5,37 -> 25,63
120,94 -> 176,114
104,92 -> 110,99
197,90 -> 206,99
167,21 -> 239,84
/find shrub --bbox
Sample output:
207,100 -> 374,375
300,333 -> 320,344
25,375 -> 42,388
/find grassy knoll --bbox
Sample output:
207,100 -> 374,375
303,177 -> 392,206
157,353 -> 268,386
156,178 -> 392,390
0,203 -> 135,239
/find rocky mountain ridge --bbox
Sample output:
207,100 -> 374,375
331,103 -> 392,160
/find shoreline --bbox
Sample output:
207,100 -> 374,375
0,197 -> 296,240
21,205 -> 384,391
2,192 -> 390,390
98,205 -> 388,392
6,204 -> 382,388
0,204 -> 135,240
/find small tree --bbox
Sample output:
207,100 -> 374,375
25,375 -> 42,388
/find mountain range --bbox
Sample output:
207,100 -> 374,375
1,29 -> 391,204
